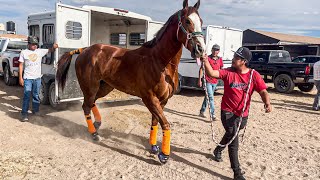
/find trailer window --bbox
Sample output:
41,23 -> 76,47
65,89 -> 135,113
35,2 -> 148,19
65,21 -> 82,40
43,24 -> 54,44
110,33 -> 127,45
29,25 -> 40,37
129,33 -> 145,45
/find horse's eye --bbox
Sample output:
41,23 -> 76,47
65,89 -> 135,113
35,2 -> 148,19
186,19 -> 191,25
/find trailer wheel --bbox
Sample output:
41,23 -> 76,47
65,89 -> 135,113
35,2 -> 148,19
4,65 -> 18,86
40,81 -> 50,105
298,83 -> 314,92
49,82 -> 59,108
274,74 -> 295,93
174,75 -> 182,94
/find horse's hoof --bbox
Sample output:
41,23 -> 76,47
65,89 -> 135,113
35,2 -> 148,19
92,132 -> 102,142
158,152 -> 169,164
150,145 -> 160,154
93,121 -> 101,131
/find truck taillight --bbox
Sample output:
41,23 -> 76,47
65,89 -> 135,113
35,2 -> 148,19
13,57 -> 19,67
305,65 -> 311,75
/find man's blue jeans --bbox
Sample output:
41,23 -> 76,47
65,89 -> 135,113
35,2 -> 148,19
21,78 -> 41,116
200,82 -> 217,115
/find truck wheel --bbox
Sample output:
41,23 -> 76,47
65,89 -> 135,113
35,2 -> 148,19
40,81 -> 50,105
274,74 -> 295,93
4,65 -> 18,86
297,83 -> 314,92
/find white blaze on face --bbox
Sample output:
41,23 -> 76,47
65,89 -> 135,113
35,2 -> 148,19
188,12 -> 206,56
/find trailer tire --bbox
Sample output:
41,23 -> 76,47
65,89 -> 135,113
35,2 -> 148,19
297,83 -> 314,92
274,74 -> 295,93
40,81 -> 50,105
4,65 -> 18,86
175,75 -> 182,94
49,82 -> 59,108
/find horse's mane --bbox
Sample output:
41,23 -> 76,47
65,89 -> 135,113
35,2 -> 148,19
143,11 -> 179,48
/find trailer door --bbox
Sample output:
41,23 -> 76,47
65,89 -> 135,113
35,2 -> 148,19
55,3 -> 90,103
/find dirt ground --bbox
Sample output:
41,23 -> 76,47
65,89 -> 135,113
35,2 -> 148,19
0,78 -> 319,180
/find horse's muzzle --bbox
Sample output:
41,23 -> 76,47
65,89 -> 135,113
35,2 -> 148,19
193,43 -> 204,58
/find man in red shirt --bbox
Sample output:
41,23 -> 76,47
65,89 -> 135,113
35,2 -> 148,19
201,47 -> 272,180
198,44 -> 224,120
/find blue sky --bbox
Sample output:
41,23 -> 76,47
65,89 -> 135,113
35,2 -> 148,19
0,0 -> 319,37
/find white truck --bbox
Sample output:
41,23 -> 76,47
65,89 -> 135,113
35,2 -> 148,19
177,26 -> 243,93
0,37 -> 27,85
27,3 -> 163,107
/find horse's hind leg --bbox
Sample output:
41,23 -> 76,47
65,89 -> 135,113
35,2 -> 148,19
92,81 -> 114,130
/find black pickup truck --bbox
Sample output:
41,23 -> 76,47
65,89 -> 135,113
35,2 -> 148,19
248,50 -> 314,93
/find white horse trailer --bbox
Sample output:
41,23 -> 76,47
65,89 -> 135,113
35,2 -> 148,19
27,3 -> 163,107
177,26 -> 243,92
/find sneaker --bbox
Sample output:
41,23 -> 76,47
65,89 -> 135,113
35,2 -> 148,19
211,115 -> 217,121
20,115 -> 29,122
213,148 -> 223,162
234,170 -> 246,180
199,112 -> 206,118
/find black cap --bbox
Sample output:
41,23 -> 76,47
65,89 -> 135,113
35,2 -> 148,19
234,47 -> 252,61
28,36 -> 39,44
212,44 -> 220,50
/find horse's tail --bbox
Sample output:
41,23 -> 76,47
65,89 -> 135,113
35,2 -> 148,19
56,47 -> 86,91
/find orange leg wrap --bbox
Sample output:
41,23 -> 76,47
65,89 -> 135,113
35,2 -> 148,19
91,104 -> 101,122
85,115 -> 96,134
149,125 -> 158,145
161,129 -> 171,155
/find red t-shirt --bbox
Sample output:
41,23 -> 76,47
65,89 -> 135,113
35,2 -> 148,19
205,55 -> 223,84
218,68 -> 267,117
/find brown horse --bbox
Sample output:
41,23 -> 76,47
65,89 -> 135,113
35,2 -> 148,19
56,0 -> 205,163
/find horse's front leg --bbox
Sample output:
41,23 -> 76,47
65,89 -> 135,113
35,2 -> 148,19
150,115 -> 160,154
143,97 -> 171,164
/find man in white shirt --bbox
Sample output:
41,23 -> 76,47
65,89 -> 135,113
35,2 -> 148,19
19,36 -> 58,121
313,60 -> 320,111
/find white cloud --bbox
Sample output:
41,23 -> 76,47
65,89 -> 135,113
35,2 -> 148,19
0,0 -> 319,37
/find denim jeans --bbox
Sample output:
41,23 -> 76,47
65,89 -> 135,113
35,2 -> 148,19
21,78 -> 41,116
200,82 -> 217,115
215,110 -> 248,172
313,80 -> 320,109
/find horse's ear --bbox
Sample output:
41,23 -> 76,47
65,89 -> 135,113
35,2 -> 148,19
183,0 -> 188,9
194,0 -> 200,10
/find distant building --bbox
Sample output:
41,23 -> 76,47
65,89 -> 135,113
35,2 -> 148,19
243,29 -> 320,57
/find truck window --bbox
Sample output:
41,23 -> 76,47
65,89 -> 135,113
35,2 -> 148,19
29,25 -> 40,37
292,57 -> 306,63
7,41 -> 27,50
43,24 -> 55,45
110,33 -> 127,45
307,57 -> 318,63
65,21 -> 82,40
270,51 -> 291,63
129,33 -> 145,45
251,52 -> 269,62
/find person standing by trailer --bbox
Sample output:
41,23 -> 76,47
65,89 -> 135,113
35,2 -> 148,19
313,59 -> 320,111
19,36 -> 58,122
198,44 -> 223,120
200,47 -> 272,180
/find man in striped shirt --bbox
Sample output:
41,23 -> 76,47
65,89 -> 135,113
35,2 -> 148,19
313,60 -> 320,111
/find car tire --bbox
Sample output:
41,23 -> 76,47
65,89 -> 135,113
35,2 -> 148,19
274,74 -> 295,93
297,83 -> 314,92
40,81 -> 50,105
3,65 -> 18,86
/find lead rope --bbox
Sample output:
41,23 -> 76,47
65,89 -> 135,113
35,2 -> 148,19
202,62 -> 254,147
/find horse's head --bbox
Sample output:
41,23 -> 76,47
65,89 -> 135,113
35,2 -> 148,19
177,0 -> 205,59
